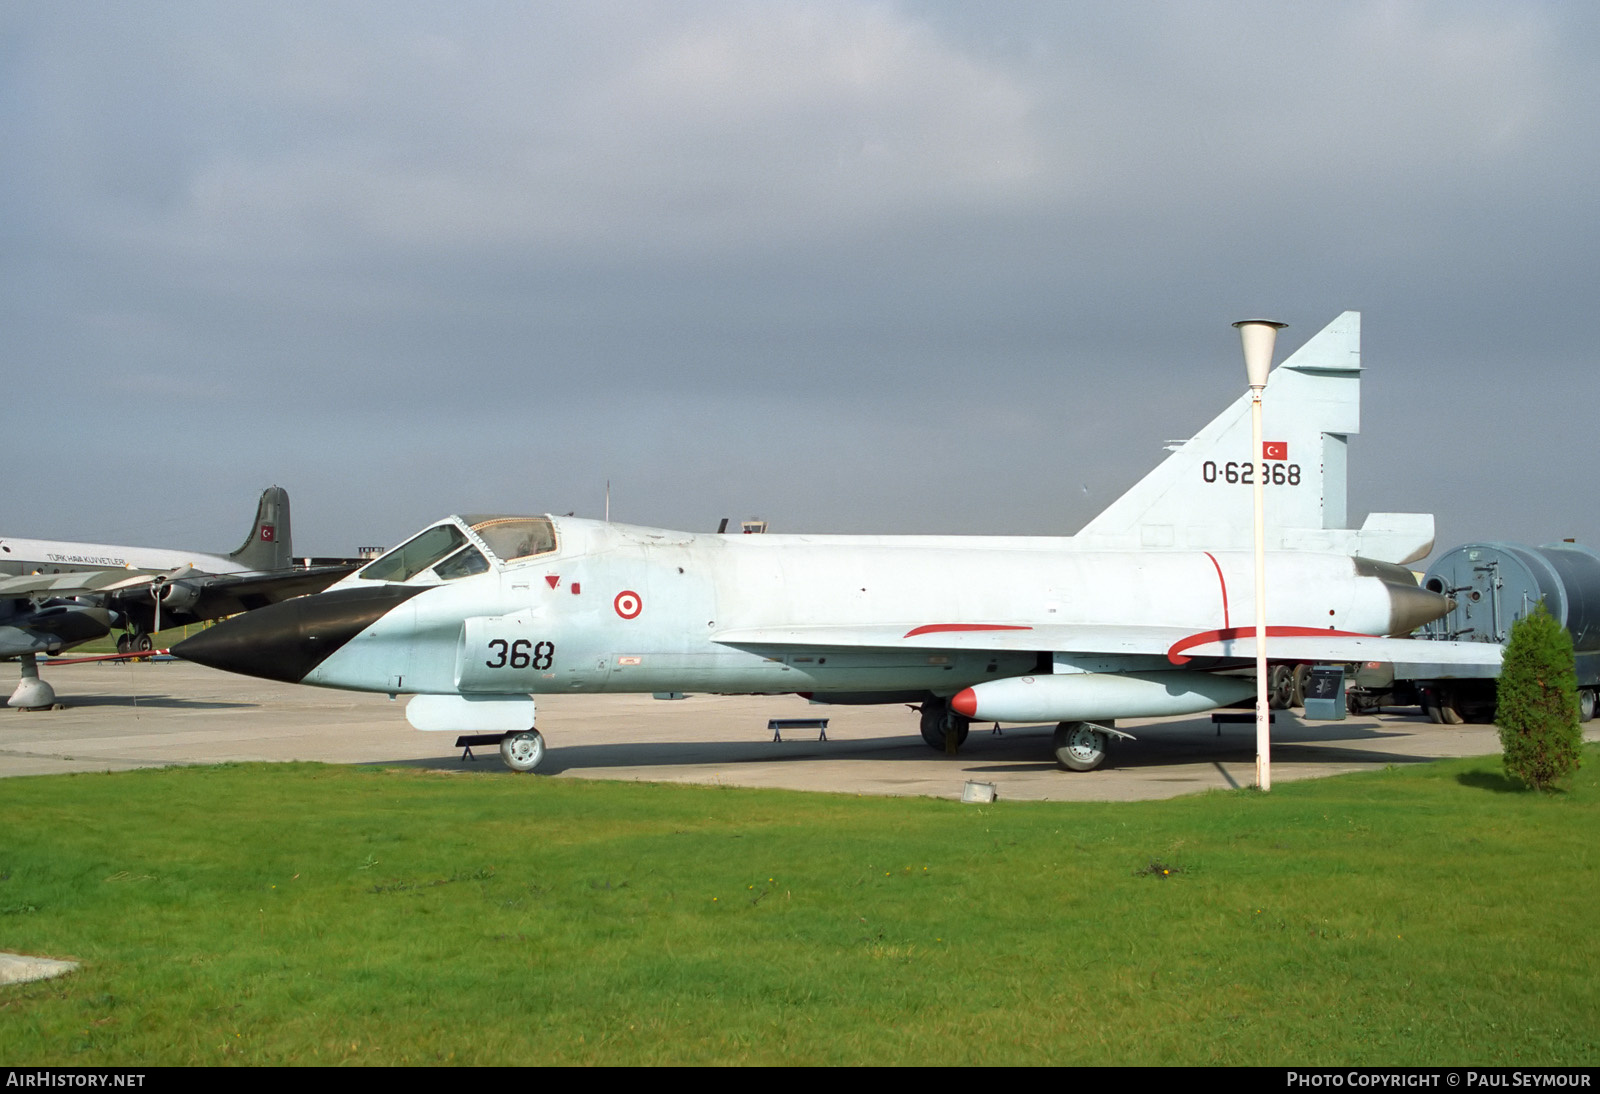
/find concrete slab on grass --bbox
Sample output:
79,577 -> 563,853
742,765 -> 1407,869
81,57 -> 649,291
0,952 -> 78,985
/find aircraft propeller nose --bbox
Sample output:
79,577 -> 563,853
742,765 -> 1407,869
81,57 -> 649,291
173,585 -> 425,683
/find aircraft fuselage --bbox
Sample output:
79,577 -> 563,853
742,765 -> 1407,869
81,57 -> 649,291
0,538 -> 242,579
177,516 -> 1439,707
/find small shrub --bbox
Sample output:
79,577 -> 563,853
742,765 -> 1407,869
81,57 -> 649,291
1495,604 -> 1582,791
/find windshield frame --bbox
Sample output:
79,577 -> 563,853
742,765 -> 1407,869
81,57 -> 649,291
352,515 -> 560,585
355,523 -> 471,584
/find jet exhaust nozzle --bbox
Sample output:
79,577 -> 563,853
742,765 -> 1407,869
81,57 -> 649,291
1357,557 -> 1455,635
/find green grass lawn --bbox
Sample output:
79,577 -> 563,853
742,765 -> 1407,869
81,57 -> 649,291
2,748 -> 1596,1065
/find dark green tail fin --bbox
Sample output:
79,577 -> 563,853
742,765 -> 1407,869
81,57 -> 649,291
228,487 -> 293,571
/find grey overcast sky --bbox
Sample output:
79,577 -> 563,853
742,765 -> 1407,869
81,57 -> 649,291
4,1 -> 1597,559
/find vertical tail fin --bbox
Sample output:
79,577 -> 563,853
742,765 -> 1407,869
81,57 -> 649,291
228,487 -> 293,570
1073,312 -> 1432,562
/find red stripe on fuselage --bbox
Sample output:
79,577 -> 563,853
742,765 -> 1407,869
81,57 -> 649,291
1203,551 -> 1229,631
1167,625 -> 1375,665
903,623 -> 1034,638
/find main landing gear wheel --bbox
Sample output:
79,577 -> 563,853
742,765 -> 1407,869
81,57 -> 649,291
1053,721 -> 1108,772
919,702 -> 971,754
1421,686 -> 1465,726
9,654 -> 57,710
1267,664 -> 1306,710
499,729 -> 546,773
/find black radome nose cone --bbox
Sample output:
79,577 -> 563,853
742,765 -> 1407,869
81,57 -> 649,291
173,585 -> 426,683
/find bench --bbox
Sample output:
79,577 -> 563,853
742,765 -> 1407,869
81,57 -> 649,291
455,733 -> 506,760
1209,711 -> 1277,736
768,717 -> 829,742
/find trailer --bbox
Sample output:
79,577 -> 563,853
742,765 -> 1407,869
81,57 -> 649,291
1352,541 -> 1600,724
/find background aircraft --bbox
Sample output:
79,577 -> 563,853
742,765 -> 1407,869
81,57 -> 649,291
176,314 -> 1495,772
1,487 -> 357,708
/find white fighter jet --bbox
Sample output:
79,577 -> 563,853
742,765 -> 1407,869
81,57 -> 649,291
174,313 -> 1492,772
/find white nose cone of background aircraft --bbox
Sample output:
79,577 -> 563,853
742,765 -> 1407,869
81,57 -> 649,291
175,313 -> 1493,772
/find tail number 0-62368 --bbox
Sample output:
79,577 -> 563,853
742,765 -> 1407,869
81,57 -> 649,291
1202,461 -> 1300,486
485,639 -> 556,670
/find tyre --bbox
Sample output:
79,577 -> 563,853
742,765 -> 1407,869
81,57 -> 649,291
919,703 -> 970,753
499,729 -> 546,772
1053,721 -> 1108,772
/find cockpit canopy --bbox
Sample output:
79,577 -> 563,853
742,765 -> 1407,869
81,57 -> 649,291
463,516 -> 558,562
357,516 -> 556,584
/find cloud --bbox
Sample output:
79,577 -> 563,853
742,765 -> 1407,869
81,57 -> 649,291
2,2 -> 1598,554
37,2 -> 1038,267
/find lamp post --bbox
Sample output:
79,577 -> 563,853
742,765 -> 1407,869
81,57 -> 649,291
1232,319 -> 1286,791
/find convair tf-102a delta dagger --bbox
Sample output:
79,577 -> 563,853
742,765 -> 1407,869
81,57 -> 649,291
175,313 -> 1492,772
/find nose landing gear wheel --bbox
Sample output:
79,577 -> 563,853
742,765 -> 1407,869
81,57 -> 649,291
1053,721 -> 1108,772
499,729 -> 546,772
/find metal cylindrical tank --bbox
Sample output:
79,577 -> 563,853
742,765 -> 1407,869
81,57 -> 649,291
1421,542 -> 1600,652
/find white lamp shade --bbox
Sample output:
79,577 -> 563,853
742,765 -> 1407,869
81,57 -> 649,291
1233,319 -> 1287,389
